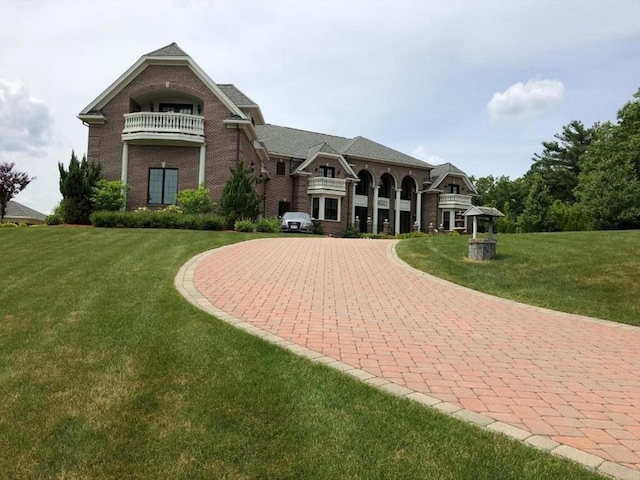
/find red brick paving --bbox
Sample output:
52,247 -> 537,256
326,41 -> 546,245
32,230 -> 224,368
190,238 -> 640,472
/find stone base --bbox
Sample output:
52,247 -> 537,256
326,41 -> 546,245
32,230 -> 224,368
468,239 -> 497,261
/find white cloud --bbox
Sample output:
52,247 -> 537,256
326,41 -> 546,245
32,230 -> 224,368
487,79 -> 565,120
0,79 -> 54,153
411,145 -> 445,165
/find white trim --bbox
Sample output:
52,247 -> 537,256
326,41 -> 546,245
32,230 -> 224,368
121,132 -> 205,145
394,189 -> 401,235
295,151 -> 358,178
198,145 -> 206,186
311,195 -> 341,222
79,54 -> 246,120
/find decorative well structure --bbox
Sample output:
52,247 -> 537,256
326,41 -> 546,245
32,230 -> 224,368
463,206 -> 504,260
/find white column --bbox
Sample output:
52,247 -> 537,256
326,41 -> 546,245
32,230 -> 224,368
351,182 -> 356,227
373,186 -> 380,233
394,189 -> 401,235
198,144 -> 206,187
416,191 -> 422,232
473,216 -> 478,239
121,141 -> 129,211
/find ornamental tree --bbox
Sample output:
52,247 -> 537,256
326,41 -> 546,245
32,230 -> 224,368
219,159 -> 261,225
0,162 -> 35,222
58,151 -> 102,224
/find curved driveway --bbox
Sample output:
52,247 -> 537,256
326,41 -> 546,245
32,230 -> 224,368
176,237 -> 639,478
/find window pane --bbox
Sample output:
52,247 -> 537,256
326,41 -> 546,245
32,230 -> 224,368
325,198 -> 338,220
164,169 -> 178,204
312,197 -> 319,219
148,169 -> 163,204
277,162 -> 286,175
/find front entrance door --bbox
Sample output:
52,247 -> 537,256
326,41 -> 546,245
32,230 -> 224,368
355,206 -> 368,232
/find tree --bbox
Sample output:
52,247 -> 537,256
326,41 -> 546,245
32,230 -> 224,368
90,179 -> 129,211
58,151 -> 102,224
519,174 -> 554,232
0,162 -> 35,223
575,89 -> 640,229
529,120 -> 596,204
219,159 -> 261,225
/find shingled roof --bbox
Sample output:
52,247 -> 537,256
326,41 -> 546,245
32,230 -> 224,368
145,42 -> 189,57
3,201 -> 46,224
218,84 -> 259,107
255,124 -> 431,169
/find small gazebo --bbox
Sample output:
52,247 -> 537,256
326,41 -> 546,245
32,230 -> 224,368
463,206 -> 504,260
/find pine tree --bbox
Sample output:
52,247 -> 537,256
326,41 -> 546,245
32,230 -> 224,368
219,159 -> 261,225
58,151 -> 102,224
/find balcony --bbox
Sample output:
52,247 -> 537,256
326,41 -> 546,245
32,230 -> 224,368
307,177 -> 346,196
438,194 -> 472,209
122,112 -> 205,145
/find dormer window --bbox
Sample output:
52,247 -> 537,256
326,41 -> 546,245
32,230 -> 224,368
159,103 -> 193,114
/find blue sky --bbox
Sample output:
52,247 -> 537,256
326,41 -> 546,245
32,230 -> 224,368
1,0 -> 639,214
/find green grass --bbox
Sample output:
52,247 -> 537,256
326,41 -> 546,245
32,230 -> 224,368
397,230 -> 640,326
0,227 -> 607,479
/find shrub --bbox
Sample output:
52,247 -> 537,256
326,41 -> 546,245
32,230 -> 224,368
0,222 -> 18,228
90,210 -> 225,230
256,216 -> 281,233
234,219 -> 255,232
45,214 -> 63,225
343,226 -> 361,238
176,187 -> 215,214
396,231 -> 429,239
91,179 -> 129,211
312,220 -> 324,235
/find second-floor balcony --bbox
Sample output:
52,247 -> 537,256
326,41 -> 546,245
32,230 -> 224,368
122,112 -> 205,145
439,193 -> 472,209
307,177 -> 346,196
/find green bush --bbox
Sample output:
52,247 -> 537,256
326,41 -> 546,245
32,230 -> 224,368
312,220 -> 324,235
234,219 -> 255,232
396,231 -> 429,239
90,210 -> 225,230
360,233 -> 393,239
0,222 -> 18,228
90,179 -> 129,211
45,214 -> 63,225
256,217 -> 281,233
343,226 -> 361,238
176,187 -> 215,214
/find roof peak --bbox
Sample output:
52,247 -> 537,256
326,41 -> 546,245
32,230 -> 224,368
145,42 -> 189,57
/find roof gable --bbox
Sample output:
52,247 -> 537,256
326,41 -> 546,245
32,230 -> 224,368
428,162 -> 477,194
78,43 -> 245,120
340,136 -> 432,168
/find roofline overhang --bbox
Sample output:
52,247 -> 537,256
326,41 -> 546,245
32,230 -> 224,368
295,151 -> 358,178
77,114 -> 106,125
342,153 -> 433,170
78,53 -> 246,121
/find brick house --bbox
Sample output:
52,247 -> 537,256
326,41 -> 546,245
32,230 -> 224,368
78,43 -> 477,236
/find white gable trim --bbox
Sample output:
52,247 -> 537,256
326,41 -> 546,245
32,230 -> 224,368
79,55 -> 246,120
431,172 -> 476,194
294,152 -> 357,178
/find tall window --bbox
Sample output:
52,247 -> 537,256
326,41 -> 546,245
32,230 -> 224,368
356,171 -> 370,195
448,184 -> 460,194
148,168 -> 178,204
278,201 -> 290,217
312,197 -> 320,219
276,162 -> 286,176
324,198 -> 338,220
318,166 -> 335,178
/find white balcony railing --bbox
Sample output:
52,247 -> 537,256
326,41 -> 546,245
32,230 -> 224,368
123,112 -> 205,137
307,177 -> 346,194
439,194 -> 472,207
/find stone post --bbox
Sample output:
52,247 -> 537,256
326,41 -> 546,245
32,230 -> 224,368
383,218 -> 390,235
366,216 -> 372,233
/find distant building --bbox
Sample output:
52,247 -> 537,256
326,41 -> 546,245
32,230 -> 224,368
3,201 -> 46,225
78,43 -> 476,235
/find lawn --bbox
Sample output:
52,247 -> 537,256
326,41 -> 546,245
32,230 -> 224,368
397,230 -> 640,326
0,227 -> 606,479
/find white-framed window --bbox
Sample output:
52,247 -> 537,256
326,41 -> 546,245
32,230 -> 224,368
311,196 -> 341,221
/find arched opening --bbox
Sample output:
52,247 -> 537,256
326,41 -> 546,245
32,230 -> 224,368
400,176 -> 416,233
378,173 -> 395,232
355,170 -> 373,232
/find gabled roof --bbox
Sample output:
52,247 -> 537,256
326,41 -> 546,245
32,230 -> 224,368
218,84 -> 259,107
4,201 -> 46,223
145,42 -> 188,57
307,142 -> 340,159
78,43 -> 246,121
254,124 -> 431,169
428,162 -> 477,194
294,142 -> 358,178
463,206 -> 504,217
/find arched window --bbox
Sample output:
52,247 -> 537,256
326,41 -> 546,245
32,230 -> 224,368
379,174 -> 393,198
355,171 -> 371,195
401,177 -> 414,200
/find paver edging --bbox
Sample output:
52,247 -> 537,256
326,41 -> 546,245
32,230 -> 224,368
175,240 -> 631,480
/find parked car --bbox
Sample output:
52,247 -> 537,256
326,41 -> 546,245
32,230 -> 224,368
281,212 -> 313,233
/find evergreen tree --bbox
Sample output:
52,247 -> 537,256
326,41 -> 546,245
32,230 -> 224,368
219,159 -> 261,225
519,174 -> 554,232
0,162 -> 35,222
529,120 -> 596,204
575,89 -> 640,229
58,151 -> 102,224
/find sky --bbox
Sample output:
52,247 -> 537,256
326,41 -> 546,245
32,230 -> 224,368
1,0 -> 639,215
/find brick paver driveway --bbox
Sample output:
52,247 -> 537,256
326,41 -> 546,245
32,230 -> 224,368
179,237 -> 639,477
